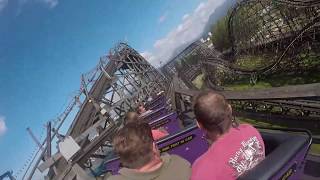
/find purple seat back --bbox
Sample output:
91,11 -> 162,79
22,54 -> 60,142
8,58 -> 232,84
104,125 -> 209,175
149,113 -> 181,134
146,95 -> 166,110
272,145 -> 308,180
104,157 -> 121,175
157,126 -> 209,163
149,102 -> 166,111
141,107 -> 168,122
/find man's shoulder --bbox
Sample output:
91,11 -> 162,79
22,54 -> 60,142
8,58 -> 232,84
192,151 -> 210,169
163,154 -> 192,179
168,154 -> 191,166
238,124 -> 260,135
191,152 -> 213,180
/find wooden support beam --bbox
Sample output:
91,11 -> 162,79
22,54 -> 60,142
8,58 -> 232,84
38,153 -> 62,172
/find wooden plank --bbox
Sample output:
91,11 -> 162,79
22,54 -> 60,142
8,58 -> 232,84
38,153 -> 62,172
55,165 -> 73,180
71,124 -> 118,163
72,164 -> 95,180
67,75 -> 115,138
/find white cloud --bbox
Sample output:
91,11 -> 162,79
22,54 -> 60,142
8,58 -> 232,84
140,51 -> 153,60
41,0 -> 58,8
143,0 -> 225,67
14,0 -> 59,16
195,2 -> 205,13
0,116 -> 7,136
19,0 -> 59,9
0,0 -> 8,12
182,14 -> 189,21
158,12 -> 168,24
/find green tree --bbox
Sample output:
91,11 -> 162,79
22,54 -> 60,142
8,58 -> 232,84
211,15 -> 232,51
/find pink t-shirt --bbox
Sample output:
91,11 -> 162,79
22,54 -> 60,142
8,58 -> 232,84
152,129 -> 169,140
191,124 -> 265,180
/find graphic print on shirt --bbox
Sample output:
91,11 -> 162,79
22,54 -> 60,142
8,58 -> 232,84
228,136 -> 264,177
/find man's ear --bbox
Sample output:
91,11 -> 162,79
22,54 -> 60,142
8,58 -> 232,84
152,142 -> 160,155
196,121 -> 203,129
228,104 -> 232,113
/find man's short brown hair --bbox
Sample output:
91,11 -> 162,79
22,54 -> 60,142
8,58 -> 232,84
125,111 -> 140,124
193,91 -> 232,134
112,122 -> 154,169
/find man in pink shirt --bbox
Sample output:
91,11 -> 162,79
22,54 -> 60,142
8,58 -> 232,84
191,91 -> 265,180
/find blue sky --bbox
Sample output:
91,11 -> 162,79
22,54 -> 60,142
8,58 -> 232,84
0,0 -> 224,178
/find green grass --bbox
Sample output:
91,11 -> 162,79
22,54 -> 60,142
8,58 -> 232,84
224,53 -> 320,89
197,70 -> 320,91
189,70 -> 320,91
238,117 -> 285,128
224,70 -> 320,90
235,55 -> 270,70
300,52 -> 320,68
224,81 -> 272,91
310,144 -> 320,155
192,74 -> 205,89
265,71 -> 320,87
197,55 -> 320,90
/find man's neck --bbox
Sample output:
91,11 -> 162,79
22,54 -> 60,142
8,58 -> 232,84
205,132 -> 220,145
135,155 -> 163,173
206,126 -> 232,144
